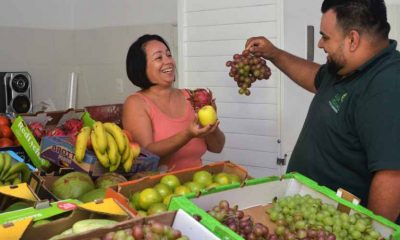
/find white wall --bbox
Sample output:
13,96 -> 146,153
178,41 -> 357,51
73,0 -> 177,29
0,0 -> 177,111
0,0 -> 74,29
178,0 -> 281,177
0,0 -> 177,29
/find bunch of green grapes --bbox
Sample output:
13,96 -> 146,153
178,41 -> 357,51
226,50 -> 271,96
266,194 -> 383,240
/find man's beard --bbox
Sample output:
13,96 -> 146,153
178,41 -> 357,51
326,59 -> 343,76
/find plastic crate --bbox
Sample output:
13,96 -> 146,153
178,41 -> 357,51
168,173 -> 400,240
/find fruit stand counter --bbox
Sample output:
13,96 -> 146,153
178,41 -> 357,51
169,173 -> 400,240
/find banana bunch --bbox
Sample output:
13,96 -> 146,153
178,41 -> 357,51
0,152 -> 30,186
75,121 -> 140,172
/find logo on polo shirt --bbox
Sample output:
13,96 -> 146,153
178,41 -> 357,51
329,92 -> 348,113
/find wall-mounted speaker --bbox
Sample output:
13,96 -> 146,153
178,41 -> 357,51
0,72 -> 33,114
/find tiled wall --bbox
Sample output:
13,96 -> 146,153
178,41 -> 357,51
0,24 -> 177,111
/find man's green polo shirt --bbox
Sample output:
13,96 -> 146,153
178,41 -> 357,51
287,40 -> 400,207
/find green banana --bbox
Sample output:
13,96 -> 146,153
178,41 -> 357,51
93,121 -> 108,154
2,162 -> 30,182
75,126 -> 91,162
91,131 -> 110,168
0,153 -> 5,175
13,178 -> 22,185
0,153 -> 12,180
103,123 -> 126,154
4,173 -> 19,182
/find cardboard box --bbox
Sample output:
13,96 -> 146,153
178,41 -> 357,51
40,136 -> 159,177
0,198 -> 134,240
168,173 -> 400,240
105,161 -> 250,214
0,146 -> 29,164
54,209 -> 219,240
0,183 -> 40,213
0,199 -> 81,225
10,109 -> 92,171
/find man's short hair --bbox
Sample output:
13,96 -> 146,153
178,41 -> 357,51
321,0 -> 390,39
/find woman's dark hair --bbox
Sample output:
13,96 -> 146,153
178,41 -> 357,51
321,0 -> 390,39
126,34 -> 171,89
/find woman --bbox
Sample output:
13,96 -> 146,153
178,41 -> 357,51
123,34 -> 225,171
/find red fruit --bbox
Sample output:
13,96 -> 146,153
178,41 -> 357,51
0,125 -> 13,139
63,118 -> 83,134
46,127 -> 66,137
0,138 -> 14,147
29,122 -> 45,142
0,116 -> 10,127
122,129 -> 133,143
186,88 -> 215,112
68,132 -> 78,145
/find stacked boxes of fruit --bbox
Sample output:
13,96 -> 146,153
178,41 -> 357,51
106,161 -> 249,216
44,209 -> 219,240
10,109 -> 89,171
168,173 -> 400,240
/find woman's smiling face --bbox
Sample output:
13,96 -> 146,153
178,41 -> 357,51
144,40 -> 175,86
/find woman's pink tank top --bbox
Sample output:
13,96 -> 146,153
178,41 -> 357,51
134,90 -> 207,171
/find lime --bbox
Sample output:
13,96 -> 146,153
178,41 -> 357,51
174,185 -> 191,196
193,170 -> 213,187
160,175 -> 181,191
154,183 -> 172,199
147,203 -> 168,216
138,188 -> 162,210
213,172 -> 231,185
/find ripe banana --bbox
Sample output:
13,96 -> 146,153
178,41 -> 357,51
91,131 -> 110,168
93,121 -> 108,154
0,153 -> 12,179
121,134 -> 131,163
106,132 -> 120,166
131,143 -> 141,159
103,123 -> 126,154
123,147 -> 134,173
109,153 -> 121,172
75,126 -> 91,163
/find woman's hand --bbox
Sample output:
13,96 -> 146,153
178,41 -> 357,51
187,116 -> 220,138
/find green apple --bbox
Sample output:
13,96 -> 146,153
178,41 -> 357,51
198,105 -> 217,127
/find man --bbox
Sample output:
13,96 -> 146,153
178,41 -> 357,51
246,0 -> 400,223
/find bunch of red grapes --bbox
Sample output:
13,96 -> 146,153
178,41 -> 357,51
207,200 -> 276,240
226,50 -> 271,96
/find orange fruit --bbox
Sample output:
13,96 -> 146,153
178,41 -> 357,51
138,188 -> 162,210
